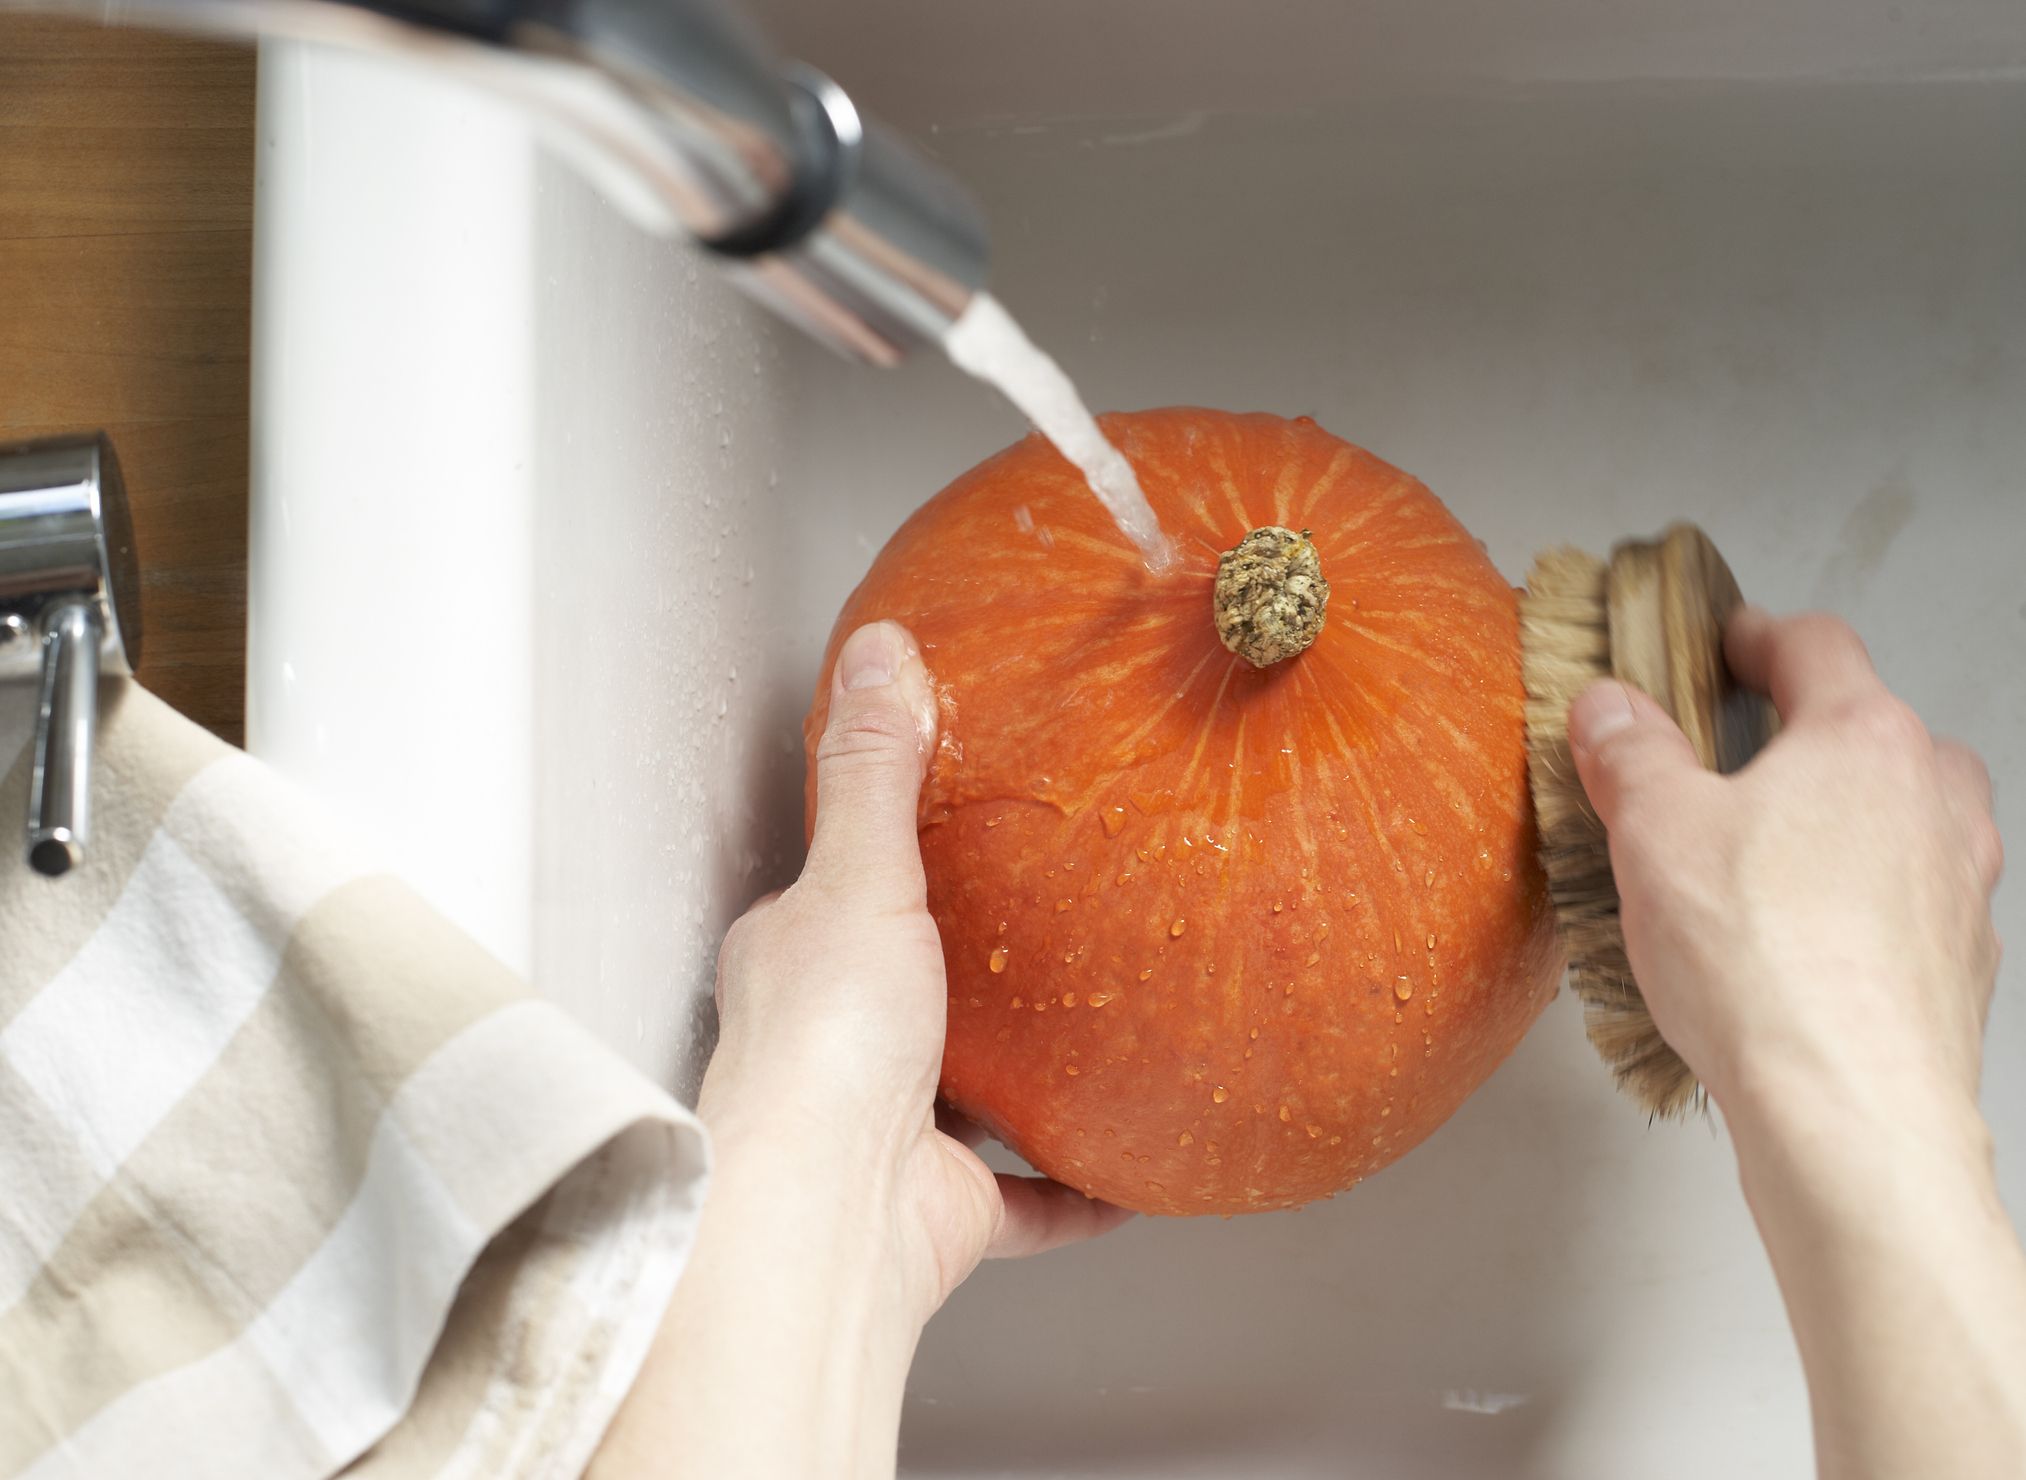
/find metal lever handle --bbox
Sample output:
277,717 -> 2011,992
27,600 -> 104,877
1,434 -> 141,879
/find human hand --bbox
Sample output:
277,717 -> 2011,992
704,618 -> 1131,1323
1567,606 -> 2003,1128
592,621 -> 1129,1480
1566,608 -> 2022,1480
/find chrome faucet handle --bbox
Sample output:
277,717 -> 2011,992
0,436 -> 143,878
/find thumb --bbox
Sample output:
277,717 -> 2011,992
1568,680 -> 1705,832
805,621 -> 941,910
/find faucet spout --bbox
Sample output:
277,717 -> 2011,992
36,0 -> 988,363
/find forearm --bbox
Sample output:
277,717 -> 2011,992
1725,1071 -> 2026,1480
588,1133 -> 924,1480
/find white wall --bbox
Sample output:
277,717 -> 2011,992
524,158 -> 799,1099
753,0 -> 2026,128
250,42 -> 539,975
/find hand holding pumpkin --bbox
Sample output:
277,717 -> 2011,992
704,618 -> 1133,1320
593,620 -> 1129,1480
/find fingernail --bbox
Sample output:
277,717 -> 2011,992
838,622 -> 905,691
1570,681 -> 1639,754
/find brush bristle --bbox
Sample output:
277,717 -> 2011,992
1521,549 -> 1703,1119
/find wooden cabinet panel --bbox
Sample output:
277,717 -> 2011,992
0,15 -> 255,744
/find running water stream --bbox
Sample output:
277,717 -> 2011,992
945,294 -> 1174,572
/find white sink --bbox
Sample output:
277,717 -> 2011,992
249,10 -> 2026,1475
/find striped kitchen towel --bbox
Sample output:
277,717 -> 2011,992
0,682 -> 710,1479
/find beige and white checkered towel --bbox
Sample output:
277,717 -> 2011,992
0,683 -> 709,1479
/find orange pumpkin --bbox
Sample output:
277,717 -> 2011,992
805,408 -> 1559,1215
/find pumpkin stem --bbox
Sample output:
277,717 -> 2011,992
1213,527 -> 1330,667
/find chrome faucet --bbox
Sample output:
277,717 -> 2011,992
3,0 -> 988,874
39,0 -> 989,364
0,436 -> 142,878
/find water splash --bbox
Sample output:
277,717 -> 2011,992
946,293 -> 1173,571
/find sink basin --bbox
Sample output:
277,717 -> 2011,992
248,10 -> 2026,1475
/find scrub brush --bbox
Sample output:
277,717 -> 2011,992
1519,525 -> 1777,1116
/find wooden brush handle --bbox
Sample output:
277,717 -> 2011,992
1606,525 -> 1776,774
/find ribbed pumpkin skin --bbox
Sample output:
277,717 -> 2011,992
805,409 -> 1559,1215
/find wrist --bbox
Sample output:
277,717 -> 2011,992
700,1046 -> 929,1181
596,1127 -> 925,1480
1719,1054 -> 1998,1227
700,1078 -> 947,1328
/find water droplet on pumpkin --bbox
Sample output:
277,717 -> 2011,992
1278,1105 -> 1293,1122
1055,897 -> 1073,912
1426,933 -> 1436,950
989,947 -> 1009,973
1329,1134 -> 1343,1146
1424,869 -> 1436,887
1394,978 -> 1414,1001
1137,967 -> 1154,981
1249,1026 -> 1260,1039
1390,1066 -> 1400,1077
1271,900 -> 1284,914
1065,1063 -> 1080,1076
966,996 -> 981,1008
1409,818 -> 1427,836
1306,1124 -> 1323,1138
985,815 -> 1003,828
1116,871 -> 1132,886
1101,806 -> 1127,837
1062,991 -> 1079,1007
1212,1086 -> 1229,1104
998,920 -> 1009,934
1380,1105 -> 1392,1117
1145,1181 -> 1165,1194
1170,918 -> 1187,937
1087,991 -> 1115,1008
1500,868 -> 1512,882
1178,1131 -> 1194,1147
